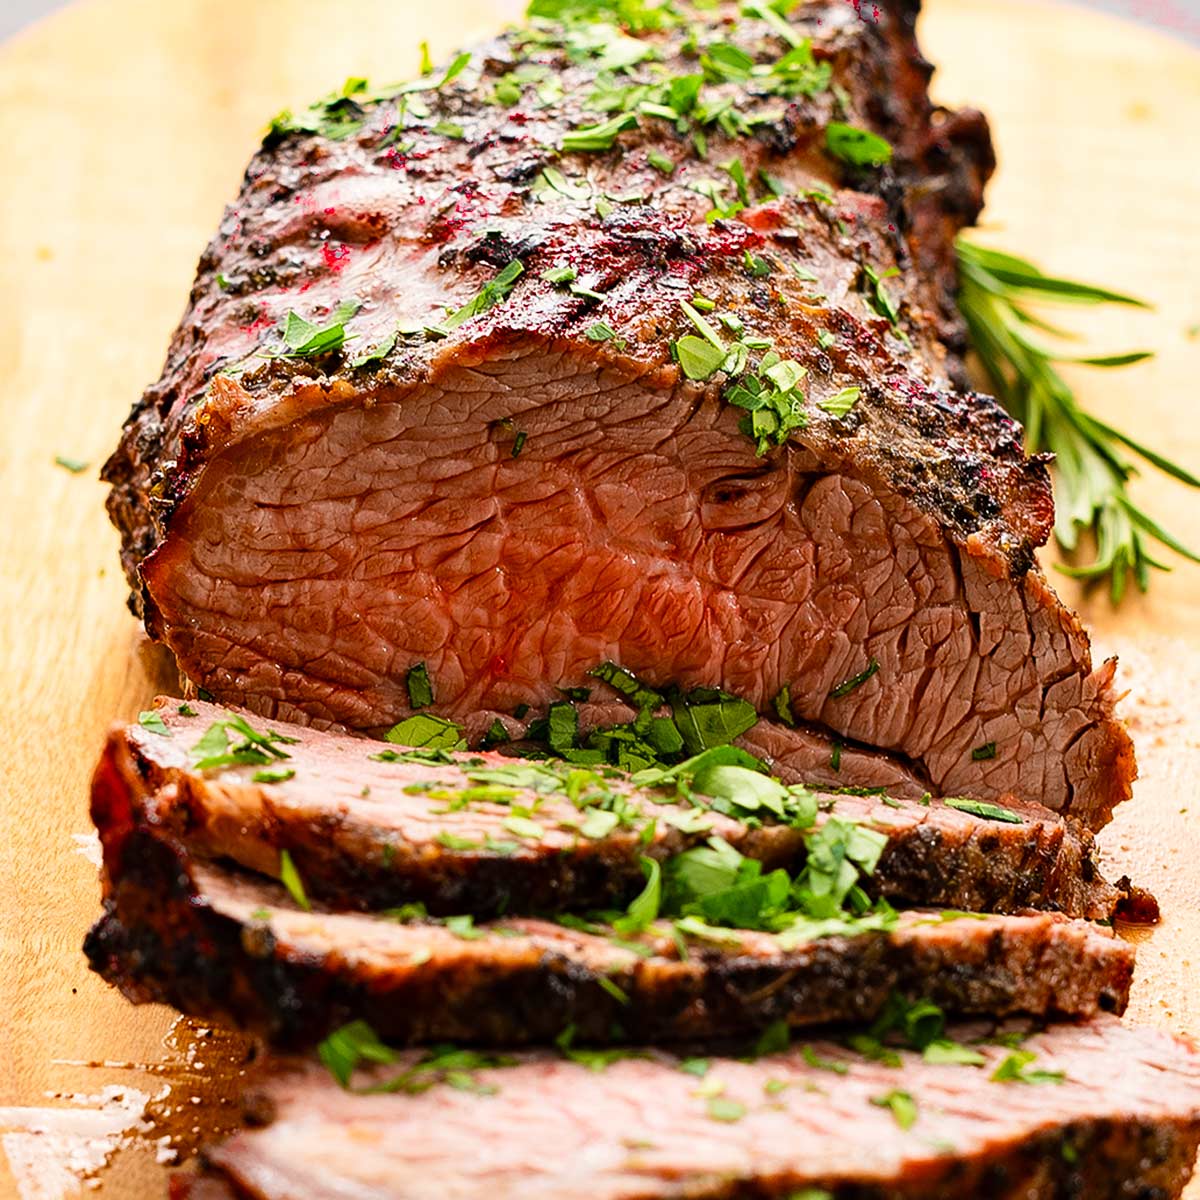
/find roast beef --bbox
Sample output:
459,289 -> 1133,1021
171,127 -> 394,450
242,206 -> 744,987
183,1019 -> 1200,1199
93,701 -> 1124,920
101,0 -> 1133,828
84,819 -> 1132,1049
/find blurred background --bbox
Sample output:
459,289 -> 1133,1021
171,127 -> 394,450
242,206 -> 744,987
2,0 -> 1200,43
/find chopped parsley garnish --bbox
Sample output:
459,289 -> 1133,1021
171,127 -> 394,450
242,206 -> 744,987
862,263 -> 902,330
435,831 -> 481,851
676,336 -> 726,381
190,715 -> 296,771
971,741 -> 997,761
705,1096 -> 746,1122
432,119 -> 465,139
801,1044 -> 849,1075
828,657 -> 879,699
588,661 -> 663,709
278,849 -> 311,911
542,266 -> 578,285
943,797 -> 1022,825
923,1039 -> 987,1067
870,1089 -> 917,1129
406,662 -> 435,709
562,111 -> 638,152
586,321 -> 627,349
137,710 -> 170,737
318,1020 -> 397,1087
350,334 -> 397,369
613,856 -> 662,936
252,765 -> 296,784
440,260 -> 524,332
724,351 -> 809,454
54,455 -> 89,473
597,975 -> 630,1005
512,431 -> 528,457
280,300 -> 361,357
816,386 -> 860,419
383,714 -> 467,751
178,703 -> 197,717
991,1050 -> 1066,1085
647,149 -> 675,175
772,684 -> 795,727
825,122 -> 893,168
444,914 -> 486,940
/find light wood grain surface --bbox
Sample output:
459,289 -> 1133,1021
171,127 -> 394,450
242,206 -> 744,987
1,0 -> 1198,1195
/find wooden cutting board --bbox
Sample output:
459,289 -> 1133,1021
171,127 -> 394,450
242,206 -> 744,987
1,0 -> 1198,1194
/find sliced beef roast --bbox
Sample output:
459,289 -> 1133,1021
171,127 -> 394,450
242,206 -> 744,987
95,701 -> 1124,920
84,821 -> 1132,1048
184,1019 -> 1200,1200
102,0 -> 1132,828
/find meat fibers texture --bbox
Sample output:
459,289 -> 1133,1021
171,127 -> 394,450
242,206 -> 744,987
102,0 -> 1131,833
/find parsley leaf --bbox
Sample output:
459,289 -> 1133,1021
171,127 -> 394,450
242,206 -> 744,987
384,714 -> 467,751
406,662 -> 435,709
614,856 -> 662,935
816,386 -> 860,418
870,1089 -> 917,1129
991,1050 -> 1066,1085
562,111 -> 638,152
279,849 -> 311,911
944,797 -> 1023,825
280,300 -> 361,357
825,122 -> 893,168
441,260 -> 524,331
318,1020 -> 397,1087
829,657 -> 879,699
137,710 -> 170,737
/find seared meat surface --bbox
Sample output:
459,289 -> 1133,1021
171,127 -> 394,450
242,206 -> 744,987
185,1019 -> 1200,1200
93,701 -> 1124,920
102,0 -> 1132,827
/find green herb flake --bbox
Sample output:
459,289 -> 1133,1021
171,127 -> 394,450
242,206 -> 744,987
676,336 -> 727,381
706,1095 -> 746,1122
923,1039 -> 987,1067
318,1019 -> 398,1088
444,914 -> 486,940
280,299 -> 361,357
944,797 -> 1023,825
772,684 -> 795,727
137,710 -> 171,737
647,149 -> 675,175
503,815 -> 546,840
542,266 -> 578,285
971,741 -> 997,761
54,455 -> 89,473
512,431 -> 528,457
177,703 -> 197,717
817,386 -> 860,419
384,714 -> 466,751
406,662 -> 435,709
278,849 -> 311,912
435,831 -> 481,851
441,260 -> 524,332
562,111 -> 638,153
614,856 -> 662,936
870,1089 -> 917,1130
829,657 -> 879,699
825,122 -> 893,168
586,321 -> 628,349
991,1050 -> 1066,1086
597,974 -> 630,1005
252,765 -> 296,784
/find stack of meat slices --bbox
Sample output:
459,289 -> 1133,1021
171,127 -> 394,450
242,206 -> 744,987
89,698 -> 1199,1198
87,0 -> 1200,1194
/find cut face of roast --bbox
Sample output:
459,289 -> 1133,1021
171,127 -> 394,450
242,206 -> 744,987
189,1019 -> 1200,1200
138,344 -> 1130,827
93,702 -> 1124,921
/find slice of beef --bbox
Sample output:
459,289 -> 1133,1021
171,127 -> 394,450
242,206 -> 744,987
84,821 -> 1133,1049
188,1019 -> 1200,1199
95,701 -> 1123,920
101,2 -> 1132,829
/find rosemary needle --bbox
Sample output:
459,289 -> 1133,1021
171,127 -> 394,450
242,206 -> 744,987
956,238 -> 1200,603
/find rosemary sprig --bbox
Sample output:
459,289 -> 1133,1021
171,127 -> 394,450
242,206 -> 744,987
956,238 -> 1200,603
